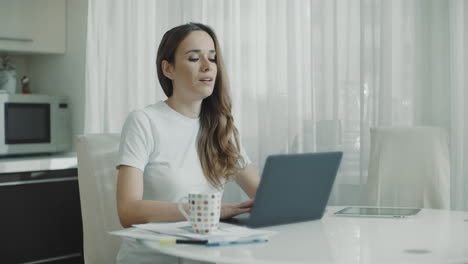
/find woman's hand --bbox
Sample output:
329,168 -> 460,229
220,199 -> 255,220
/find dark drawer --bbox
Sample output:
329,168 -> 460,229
0,169 -> 83,264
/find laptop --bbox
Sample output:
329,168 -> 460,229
223,151 -> 343,228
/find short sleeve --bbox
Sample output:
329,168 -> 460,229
117,111 -> 155,171
237,140 -> 252,169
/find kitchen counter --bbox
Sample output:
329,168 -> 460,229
0,152 -> 77,173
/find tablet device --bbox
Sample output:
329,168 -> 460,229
334,207 -> 421,218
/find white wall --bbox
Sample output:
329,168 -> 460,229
28,0 -> 88,150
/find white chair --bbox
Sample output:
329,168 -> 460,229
76,133 -> 122,264
363,126 -> 450,209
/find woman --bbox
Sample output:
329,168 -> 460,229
116,22 -> 260,263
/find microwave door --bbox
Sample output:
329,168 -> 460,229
1,103 -> 55,155
5,103 -> 51,144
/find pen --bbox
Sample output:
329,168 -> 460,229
205,239 -> 268,247
159,238 -> 208,245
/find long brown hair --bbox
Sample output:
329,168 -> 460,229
156,23 -> 244,189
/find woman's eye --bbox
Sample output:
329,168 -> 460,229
188,58 -> 199,62
209,58 -> 216,62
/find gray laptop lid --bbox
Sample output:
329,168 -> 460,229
245,151 -> 343,228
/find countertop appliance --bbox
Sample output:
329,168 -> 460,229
0,94 -> 71,156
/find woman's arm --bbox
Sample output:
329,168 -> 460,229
235,164 -> 260,199
116,165 -> 188,228
117,164 -> 261,226
217,164 -> 260,219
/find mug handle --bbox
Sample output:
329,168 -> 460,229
177,197 -> 190,221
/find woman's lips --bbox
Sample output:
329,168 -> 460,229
199,77 -> 213,83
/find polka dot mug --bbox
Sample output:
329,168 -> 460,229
177,192 -> 222,235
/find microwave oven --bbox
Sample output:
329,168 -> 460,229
0,94 -> 71,156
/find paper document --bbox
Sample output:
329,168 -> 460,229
132,221 -> 276,242
109,227 -> 172,241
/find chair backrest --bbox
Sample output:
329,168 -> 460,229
363,126 -> 450,209
76,133 -> 122,264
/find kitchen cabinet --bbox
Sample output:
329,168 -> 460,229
0,154 -> 83,264
0,0 -> 66,54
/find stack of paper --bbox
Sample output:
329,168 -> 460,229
110,221 -> 276,245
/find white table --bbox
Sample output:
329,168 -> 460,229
138,206 -> 468,264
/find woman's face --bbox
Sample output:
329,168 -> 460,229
164,30 -> 218,101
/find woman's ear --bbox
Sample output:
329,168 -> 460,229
162,60 -> 174,80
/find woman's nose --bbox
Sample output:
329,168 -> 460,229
201,58 -> 211,72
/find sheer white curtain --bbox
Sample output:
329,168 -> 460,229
360,0 -> 467,210
85,0 -> 467,209
449,0 -> 467,211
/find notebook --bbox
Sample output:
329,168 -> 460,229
224,151 -> 343,228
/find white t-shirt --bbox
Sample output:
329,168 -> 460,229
116,101 -> 250,264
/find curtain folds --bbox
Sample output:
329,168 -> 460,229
85,0 -> 467,210
449,0 -> 467,211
